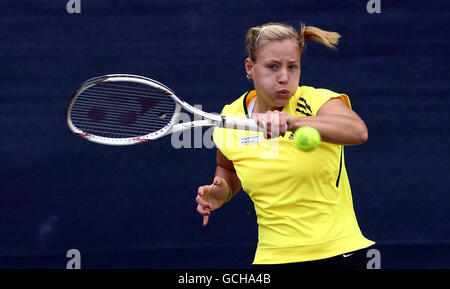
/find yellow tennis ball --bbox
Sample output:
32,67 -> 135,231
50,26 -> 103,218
293,126 -> 321,152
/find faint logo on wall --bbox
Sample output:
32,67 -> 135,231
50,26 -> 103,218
366,0 -> 381,14
66,249 -> 81,269
66,0 -> 81,14
366,248 -> 381,269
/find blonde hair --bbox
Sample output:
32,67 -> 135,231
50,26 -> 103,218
246,22 -> 341,62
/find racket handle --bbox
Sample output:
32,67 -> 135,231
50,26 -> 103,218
221,116 -> 289,132
221,116 -> 260,131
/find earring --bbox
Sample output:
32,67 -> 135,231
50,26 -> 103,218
246,74 -> 252,80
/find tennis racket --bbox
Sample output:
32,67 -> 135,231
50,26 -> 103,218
66,74 -> 260,145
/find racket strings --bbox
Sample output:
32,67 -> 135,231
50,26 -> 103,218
72,96 -> 175,115
70,81 -> 177,139
87,83 -> 174,99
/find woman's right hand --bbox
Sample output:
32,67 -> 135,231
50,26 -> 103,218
196,176 -> 230,227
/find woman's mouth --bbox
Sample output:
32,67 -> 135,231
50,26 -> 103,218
276,89 -> 290,97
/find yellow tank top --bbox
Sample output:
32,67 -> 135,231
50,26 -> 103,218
213,86 -> 374,264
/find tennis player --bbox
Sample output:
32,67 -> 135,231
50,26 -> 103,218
196,22 -> 375,269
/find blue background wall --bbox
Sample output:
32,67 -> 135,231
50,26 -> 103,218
1,0 -> 449,268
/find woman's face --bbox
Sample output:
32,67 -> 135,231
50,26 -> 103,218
246,38 -> 301,109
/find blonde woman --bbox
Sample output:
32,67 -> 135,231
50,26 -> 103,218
196,22 -> 375,269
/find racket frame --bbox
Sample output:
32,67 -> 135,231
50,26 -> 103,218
67,74 -> 259,145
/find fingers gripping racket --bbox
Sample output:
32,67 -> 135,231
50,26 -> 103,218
66,74 -> 260,145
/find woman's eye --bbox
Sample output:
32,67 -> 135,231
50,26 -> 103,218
267,64 -> 277,70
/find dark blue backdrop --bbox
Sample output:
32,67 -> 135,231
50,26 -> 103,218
1,0 -> 449,269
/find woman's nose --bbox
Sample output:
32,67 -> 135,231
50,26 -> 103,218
278,68 -> 288,84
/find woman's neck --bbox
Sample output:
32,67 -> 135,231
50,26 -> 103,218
254,96 -> 283,113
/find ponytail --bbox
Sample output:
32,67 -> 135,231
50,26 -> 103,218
299,23 -> 341,52
246,22 -> 341,62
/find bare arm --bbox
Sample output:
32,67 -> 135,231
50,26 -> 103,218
195,149 -> 241,226
292,98 -> 368,145
254,97 -> 368,145
215,149 -> 241,201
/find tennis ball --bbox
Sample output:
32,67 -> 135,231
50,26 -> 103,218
293,126 -> 321,152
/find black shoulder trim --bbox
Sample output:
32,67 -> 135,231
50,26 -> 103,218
298,97 -> 312,113
243,91 -> 250,119
296,108 -> 312,116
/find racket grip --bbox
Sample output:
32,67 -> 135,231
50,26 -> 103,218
221,116 -> 260,131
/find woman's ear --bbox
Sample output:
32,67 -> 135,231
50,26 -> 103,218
245,58 -> 254,79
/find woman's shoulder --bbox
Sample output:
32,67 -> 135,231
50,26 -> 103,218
296,85 -> 342,97
295,85 -> 348,104
293,86 -> 351,115
220,90 -> 256,116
